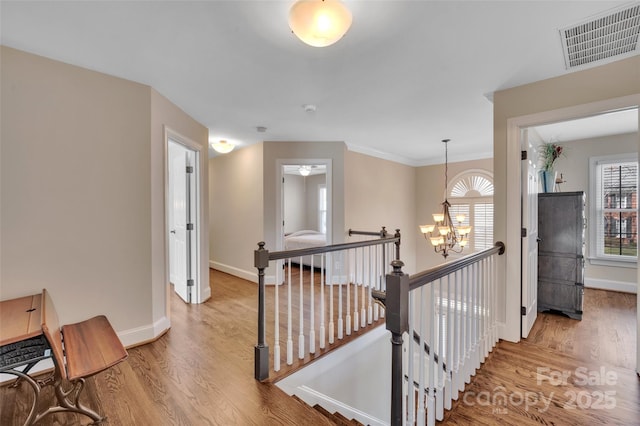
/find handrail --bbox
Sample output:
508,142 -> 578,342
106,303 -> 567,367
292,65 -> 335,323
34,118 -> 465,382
349,227 -> 388,237
384,241 -> 506,425
255,227 -> 400,381
409,242 -> 505,291
266,235 -> 400,262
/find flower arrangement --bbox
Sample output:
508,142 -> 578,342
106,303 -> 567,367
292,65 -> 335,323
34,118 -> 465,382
539,142 -> 564,171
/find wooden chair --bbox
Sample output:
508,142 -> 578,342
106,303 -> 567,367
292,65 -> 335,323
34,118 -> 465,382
37,289 -> 128,425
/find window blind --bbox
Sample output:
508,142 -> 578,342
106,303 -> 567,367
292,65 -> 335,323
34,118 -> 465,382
595,160 -> 638,257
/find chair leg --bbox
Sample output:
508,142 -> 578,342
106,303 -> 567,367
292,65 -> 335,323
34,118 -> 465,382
33,371 -> 105,425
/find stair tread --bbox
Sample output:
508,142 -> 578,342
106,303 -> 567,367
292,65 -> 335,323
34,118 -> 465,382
311,403 -> 363,426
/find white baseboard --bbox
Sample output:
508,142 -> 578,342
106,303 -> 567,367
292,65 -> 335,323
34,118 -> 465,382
198,285 -> 211,303
584,278 -> 637,294
210,260 -> 258,283
118,316 -> 171,348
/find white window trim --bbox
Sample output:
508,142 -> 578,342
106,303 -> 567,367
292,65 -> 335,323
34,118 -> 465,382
588,153 -> 638,267
447,169 -> 494,256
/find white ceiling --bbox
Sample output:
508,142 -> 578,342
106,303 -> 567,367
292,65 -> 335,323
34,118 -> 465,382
1,1 -> 638,165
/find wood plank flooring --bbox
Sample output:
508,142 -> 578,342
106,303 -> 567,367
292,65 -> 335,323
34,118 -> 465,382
442,288 -> 639,425
1,272 -> 638,425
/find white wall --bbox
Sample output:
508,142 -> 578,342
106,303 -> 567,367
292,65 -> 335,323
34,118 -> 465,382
536,132 -> 637,292
304,173 -> 325,231
284,174 -> 306,234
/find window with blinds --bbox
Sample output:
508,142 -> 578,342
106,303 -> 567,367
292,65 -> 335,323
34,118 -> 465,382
318,184 -> 327,234
592,157 -> 638,259
448,171 -> 494,253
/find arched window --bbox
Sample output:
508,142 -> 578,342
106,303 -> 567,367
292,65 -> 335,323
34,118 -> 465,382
448,170 -> 494,252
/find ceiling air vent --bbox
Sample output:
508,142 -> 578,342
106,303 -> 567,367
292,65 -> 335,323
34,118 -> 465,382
559,4 -> 640,69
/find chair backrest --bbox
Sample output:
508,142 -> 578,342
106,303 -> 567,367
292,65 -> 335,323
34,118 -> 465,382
41,289 -> 67,379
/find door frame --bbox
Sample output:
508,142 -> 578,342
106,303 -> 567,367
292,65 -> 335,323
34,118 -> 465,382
275,158 -> 332,284
505,95 -> 640,370
520,128 -> 539,338
164,126 -> 204,304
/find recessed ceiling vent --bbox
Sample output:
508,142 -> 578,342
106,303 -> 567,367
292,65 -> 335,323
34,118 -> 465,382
560,4 -> 640,69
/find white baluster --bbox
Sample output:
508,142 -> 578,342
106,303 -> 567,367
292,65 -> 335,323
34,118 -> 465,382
417,287 -> 426,426
299,257 -> 305,359
407,290 -> 415,425
309,255 -> 316,355
473,262 -> 480,371
435,279 -> 444,422
328,252 -> 335,345
287,259 -> 293,366
427,283 -> 435,426
362,246 -> 368,328
444,274 -> 453,410
464,266 -> 472,385
319,254 -> 326,349
274,260 -> 281,372
338,251 -> 344,340
345,249 -> 352,336
353,248 -> 359,333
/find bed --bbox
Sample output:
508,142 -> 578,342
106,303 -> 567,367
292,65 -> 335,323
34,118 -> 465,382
284,230 -> 326,250
284,230 -> 326,268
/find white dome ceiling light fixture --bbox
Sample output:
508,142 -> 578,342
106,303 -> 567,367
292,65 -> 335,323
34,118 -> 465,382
299,165 -> 311,176
211,139 -> 235,154
289,0 -> 353,48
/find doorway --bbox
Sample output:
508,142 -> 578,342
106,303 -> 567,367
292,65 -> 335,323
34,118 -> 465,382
506,95 -> 640,371
275,159 -> 332,284
167,137 -> 200,304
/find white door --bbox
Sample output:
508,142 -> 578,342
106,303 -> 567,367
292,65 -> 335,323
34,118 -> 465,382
521,129 -> 539,338
169,141 -> 195,303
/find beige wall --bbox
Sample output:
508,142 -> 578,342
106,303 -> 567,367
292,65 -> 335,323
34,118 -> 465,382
545,132 -> 637,287
345,151 -> 417,274
494,55 -> 640,342
415,158 -> 493,272
1,47 -> 207,344
209,143 -> 264,282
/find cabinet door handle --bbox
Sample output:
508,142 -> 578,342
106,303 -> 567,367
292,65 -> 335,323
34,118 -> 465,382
536,237 -> 542,243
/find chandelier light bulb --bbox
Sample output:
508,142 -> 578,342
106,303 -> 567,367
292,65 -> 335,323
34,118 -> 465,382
433,213 -> 445,223
420,224 -> 435,234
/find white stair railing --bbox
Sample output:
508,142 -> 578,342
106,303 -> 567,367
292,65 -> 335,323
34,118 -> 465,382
254,228 -> 400,381
380,242 -> 505,426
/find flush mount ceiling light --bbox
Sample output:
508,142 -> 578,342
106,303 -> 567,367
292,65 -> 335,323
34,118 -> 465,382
289,0 -> 353,47
211,140 -> 235,154
299,165 -> 311,176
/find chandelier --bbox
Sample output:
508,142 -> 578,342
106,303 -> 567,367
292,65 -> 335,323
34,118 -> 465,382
288,0 -> 352,47
419,139 -> 471,259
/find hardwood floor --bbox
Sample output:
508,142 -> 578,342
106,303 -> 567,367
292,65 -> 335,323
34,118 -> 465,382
442,288 -> 639,425
1,273 -> 638,425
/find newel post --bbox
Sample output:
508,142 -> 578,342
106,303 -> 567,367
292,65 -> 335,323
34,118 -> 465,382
254,241 -> 270,381
385,259 -> 409,426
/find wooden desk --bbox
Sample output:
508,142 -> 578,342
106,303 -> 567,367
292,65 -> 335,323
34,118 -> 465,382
0,293 -> 43,346
0,293 -> 51,426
